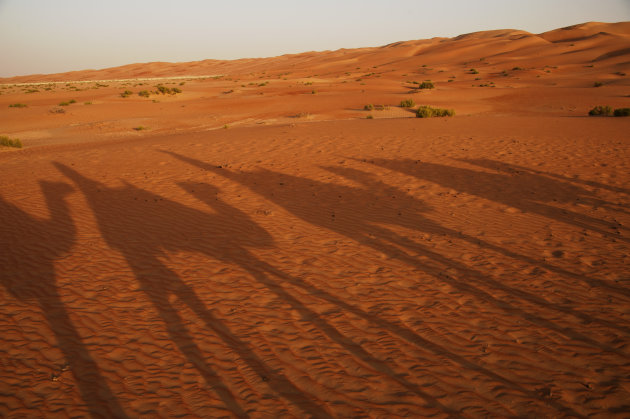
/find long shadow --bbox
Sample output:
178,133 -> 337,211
56,163 -> 338,418
164,151 -> 629,342
163,150 -> 611,416
360,158 -> 630,300
0,182 -> 128,418
459,158 -> 630,197
182,182 -> 458,416
368,158 -> 630,241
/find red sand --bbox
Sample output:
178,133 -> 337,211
1,22 -> 629,417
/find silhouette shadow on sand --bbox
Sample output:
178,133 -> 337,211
370,158 -> 629,240
164,150 -> 630,416
0,181 -> 128,418
56,163 -> 339,418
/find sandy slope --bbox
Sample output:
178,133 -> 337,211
1,22 -> 630,417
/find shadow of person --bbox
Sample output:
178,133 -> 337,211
161,151 -> 622,416
0,181 -> 128,418
55,163 -> 332,418
368,158 -> 629,241
460,158 -> 630,199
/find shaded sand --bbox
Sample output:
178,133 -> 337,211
1,22 -> 630,417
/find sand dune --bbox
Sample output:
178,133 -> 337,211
1,22 -> 629,417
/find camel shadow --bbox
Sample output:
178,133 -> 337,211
56,163 -> 335,418
368,158 -> 629,241
0,181 -> 127,418
164,150 -> 627,416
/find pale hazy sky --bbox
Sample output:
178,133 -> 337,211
0,0 -> 628,77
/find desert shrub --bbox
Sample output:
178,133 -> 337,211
418,81 -> 434,89
9,103 -> 27,108
366,114 -> 374,119
84,101 -> 92,105
588,105 -> 612,116
512,67 -> 523,71
416,106 -> 455,118
138,90 -> 150,97
59,101 -> 71,106
120,90 -> 133,98
469,69 -> 479,74
25,89 -> 39,93
154,85 -> 182,95
133,126 -> 147,131
364,104 -> 374,110
593,82 -> 603,87
0,135 -> 22,148
400,98 -> 415,108
69,99 -> 76,104
613,108 -> 630,117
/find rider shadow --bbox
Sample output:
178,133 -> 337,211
0,181 -> 128,418
55,163 -> 333,418
366,158 -> 629,241
460,158 -> 630,198
162,150 -> 628,416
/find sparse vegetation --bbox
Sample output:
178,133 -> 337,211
0,135 -> 22,148
417,81 -> 434,89
366,114 -> 374,119
9,103 -> 27,108
138,90 -> 150,97
133,126 -> 148,131
613,108 -> 630,117
416,106 -> 455,118
84,101 -> 92,105
400,98 -> 415,108
154,85 -> 182,95
512,67 -> 524,71
588,105 -> 612,116
120,90 -> 133,98
364,104 -> 374,111
593,82 -> 603,88
469,69 -> 479,74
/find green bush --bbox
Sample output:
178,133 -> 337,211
138,90 -> 150,97
0,135 -> 22,148
120,90 -> 133,98
416,106 -> 455,118
364,104 -> 374,111
613,108 -> 630,117
400,98 -> 415,108
8,103 -> 27,108
418,81 -> 434,89
588,105 -> 612,116
469,69 -> 479,74
59,101 -> 71,106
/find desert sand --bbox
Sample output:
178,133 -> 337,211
1,22 -> 629,417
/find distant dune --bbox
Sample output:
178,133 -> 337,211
2,21 -> 629,83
